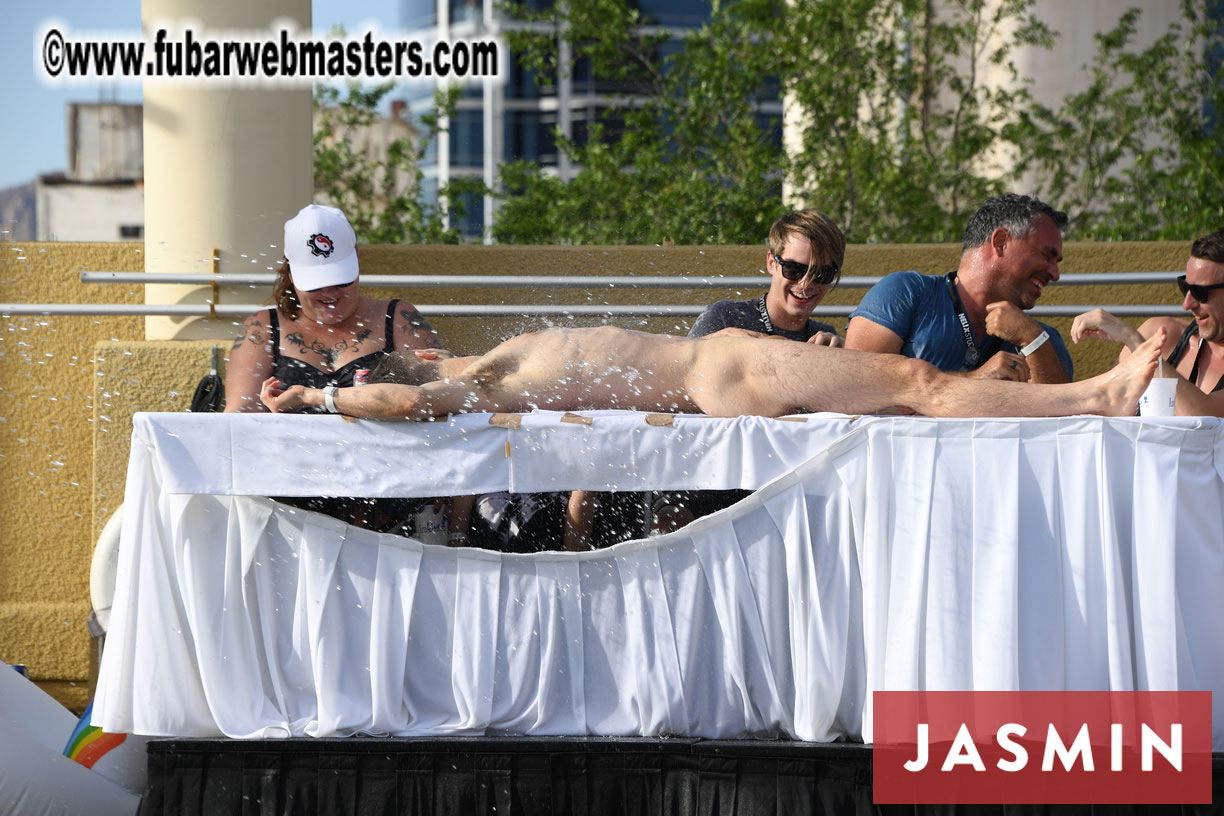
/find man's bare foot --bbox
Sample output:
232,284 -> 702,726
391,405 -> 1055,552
1094,328 -> 1165,416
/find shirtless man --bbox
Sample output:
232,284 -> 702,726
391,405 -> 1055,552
261,325 -> 1164,420
1071,228 -> 1224,416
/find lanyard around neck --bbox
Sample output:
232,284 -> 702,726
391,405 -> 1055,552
756,295 -> 776,335
945,271 -> 988,369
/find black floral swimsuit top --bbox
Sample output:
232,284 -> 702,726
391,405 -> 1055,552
265,298 -> 422,532
1167,322 -> 1224,394
268,300 -> 399,413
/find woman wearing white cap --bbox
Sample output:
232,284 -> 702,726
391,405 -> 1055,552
224,204 -> 441,413
224,204 -> 444,532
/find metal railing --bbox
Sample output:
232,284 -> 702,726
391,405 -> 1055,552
0,270 -> 1187,317
76,270 -> 1184,288
0,302 -> 1190,318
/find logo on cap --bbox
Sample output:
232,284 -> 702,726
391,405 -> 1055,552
307,233 -> 335,258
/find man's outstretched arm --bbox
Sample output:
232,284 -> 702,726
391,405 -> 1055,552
1070,308 -> 1148,352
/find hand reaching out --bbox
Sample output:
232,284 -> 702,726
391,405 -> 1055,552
806,331 -> 844,347
413,348 -> 457,360
1070,308 -> 1145,350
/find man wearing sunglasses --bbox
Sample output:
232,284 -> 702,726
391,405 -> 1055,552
1071,227 -> 1224,415
654,210 -> 845,533
845,194 -> 1073,384
688,209 -> 845,347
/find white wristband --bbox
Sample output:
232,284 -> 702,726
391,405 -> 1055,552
322,385 -> 339,414
1020,330 -> 1050,357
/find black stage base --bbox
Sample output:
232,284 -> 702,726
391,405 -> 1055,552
142,737 -> 1223,816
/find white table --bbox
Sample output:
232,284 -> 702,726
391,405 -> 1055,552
95,412 -> 1224,749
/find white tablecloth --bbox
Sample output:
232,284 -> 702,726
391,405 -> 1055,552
94,412 -> 1224,748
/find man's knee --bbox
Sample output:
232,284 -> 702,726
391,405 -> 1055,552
896,356 -> 944,401
898,356 -> 939,382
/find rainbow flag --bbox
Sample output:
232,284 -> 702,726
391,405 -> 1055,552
63,699 -> 127,769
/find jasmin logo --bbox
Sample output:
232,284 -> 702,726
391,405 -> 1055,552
873,691 -> 1212,804
904,721 -> 1183,773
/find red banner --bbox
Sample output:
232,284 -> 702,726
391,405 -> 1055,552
873,691 -> 1212,804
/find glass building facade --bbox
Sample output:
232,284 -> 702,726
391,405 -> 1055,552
400,0 -> 781,240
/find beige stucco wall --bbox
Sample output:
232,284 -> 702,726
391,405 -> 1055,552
0,243 -> 142,710
0,239 -> 1189,711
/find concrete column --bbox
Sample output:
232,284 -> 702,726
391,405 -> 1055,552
435,0 -> 451,230
142,0 -> 312,340
557,36 -> 573,182
482,77 -> 502,244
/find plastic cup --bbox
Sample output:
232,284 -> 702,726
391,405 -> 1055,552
1139,377 -> 1177,417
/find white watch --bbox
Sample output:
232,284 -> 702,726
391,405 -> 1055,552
1020,330 -> 1050,357
322,385 -> 339,414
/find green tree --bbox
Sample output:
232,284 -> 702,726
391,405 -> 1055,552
494,0 -> 788,244
494,0 -> 1057,244
783,0 -> 1056,241
1010,0 -> 1224,239
313,83 -> 486,243
494,0 -> 1222,244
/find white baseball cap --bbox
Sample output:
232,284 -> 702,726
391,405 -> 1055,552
283,204 -> 360,291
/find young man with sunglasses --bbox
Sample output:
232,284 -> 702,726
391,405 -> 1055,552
845,194 -> 1073,384
688,209 -> 845,346
652,210 -> 845,534
1071,227 -> 1224,415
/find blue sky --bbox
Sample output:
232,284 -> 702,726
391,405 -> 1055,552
2,0 -> 399,192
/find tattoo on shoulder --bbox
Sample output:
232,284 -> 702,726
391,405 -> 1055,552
400,309 -> 440,348
400,308 -> 428,328
232,318 -> 267,350
355,327 -> 372,344
408,329 -> 442,348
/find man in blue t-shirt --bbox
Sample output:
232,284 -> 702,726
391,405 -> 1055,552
845,194 -> 1073,383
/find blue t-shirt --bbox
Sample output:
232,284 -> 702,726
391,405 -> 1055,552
849,270 -> 1073,377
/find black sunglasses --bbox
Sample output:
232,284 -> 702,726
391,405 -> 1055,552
1177,275 -> 1224,302
772,253 -> 840,285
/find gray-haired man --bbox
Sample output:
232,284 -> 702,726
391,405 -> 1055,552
846,193 -> 1073,384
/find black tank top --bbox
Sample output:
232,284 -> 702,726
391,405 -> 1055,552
268,300 -> 399,413
1167,322 -> 1224,393
266,298 -> 423,531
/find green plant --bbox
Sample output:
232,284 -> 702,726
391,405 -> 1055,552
313,83 -> 488,243
1011,0 -> 1224,239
